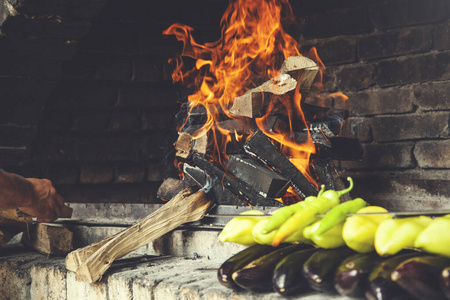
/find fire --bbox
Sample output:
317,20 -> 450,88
164,0 -> 325,201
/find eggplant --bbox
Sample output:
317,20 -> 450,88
366,251 -> 425,300
217,244 -> 279,289
232,243 -> 312,292
272,248 -> 319,296
391,255 -> 450,300
302,247 -> 355,293
440,266 -> 450,300
334,251 -> 386,298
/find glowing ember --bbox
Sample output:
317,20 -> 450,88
164,0 -> 330,202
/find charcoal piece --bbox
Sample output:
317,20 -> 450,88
311,159 -> 352,202
183,164 -> 246,206
227,155 -> 290,198
243,130 -> 318,199
191,153 -> 283,207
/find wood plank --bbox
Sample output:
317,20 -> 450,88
243,130 -> 318,199
21,224 -> 73,256
67,187 -> 211,282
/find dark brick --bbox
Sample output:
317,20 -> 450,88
140,27 -> 182,57
142,131 -> 176,160
414,81 -> 450,111
77,183 -> 159,203
70,0 -> 107,18
0,125 -> 37,147
141,112 -> 175,131
95,55 -> 132,81
48,80 -> 118,109
109,111 -> 141,131
8,0 -> 106,18
76,137 -> 143,161
32,136 -> 76,161
341,142 -> 415,170
435,20 -> 450,51
132,58 -> 165,83
79,164 -> 114,184
2,15 -> 91,40
335,64 -> 375,91
372,112 -> 450,142
339,117 -> 373,142
343,86 -> 415,116
358,26 -> 434,60
369,0 -> 448,30
0,148 -> 30,168
0,97 -> 46,126
147,161 -> 176,182
0,35 -> 78,61
118,83 -> 180,108
292,0 -> 362,15
72,111 -> 111,132
79,22 -> 140,55
41,109 -> 75,131
302,38 -> 357,65
377,52 -> 450,87
301,6 -> 373,39
41,163 -> 79,185
414,139 -> 450,168
0,55 -> 62,79
114,163 -> 146,183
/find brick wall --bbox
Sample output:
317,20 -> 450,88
0,0 -> 449,208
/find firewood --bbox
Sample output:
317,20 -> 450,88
157,177 -> 193,201
226,155 -> 290,198
229,73 -> 297,118
21,224 -> 73,256
279,56 -> 319,93
311,159 -> 352,202
174,132 -> 209,158
66,187 -> 211,283
243,130 -> 318,199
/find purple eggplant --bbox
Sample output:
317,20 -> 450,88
441,266 -> 450,300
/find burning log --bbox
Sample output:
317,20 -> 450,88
66,186 -> 211,283
174,132 -> 208,158
191,153 -> 283,207
244,130 -> 318,199
312,159 -> 352,202
227,155 -> 290,198
280,56 -> 319,94
21,224 -> 73,256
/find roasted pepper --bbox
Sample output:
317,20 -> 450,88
262,186 -> 325,234
218,210 -> 267,246
315,197 -> 367,236
375,216 -> 432,256
303,219 -> 345,249
272,178 -> 354,247
342,206 -> 391,253
414,215 -> 450,258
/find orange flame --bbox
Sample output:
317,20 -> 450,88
164,0 -> 322,201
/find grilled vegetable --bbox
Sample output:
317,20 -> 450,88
272,248 -> 319,296
414,216 -> 450,258
375,216 -> 432,256
232,243 -> 311,292
302,247 -> 355,292
217,244 -> 278,289
366,251 -> 426,300
272,178 -> 354,246
334,251 -> 386,298
342,206 -> 391,253
218,210 -> 267,246
441,267 -> 450,300
391,255 -> 450,300
315,197 -> 367,236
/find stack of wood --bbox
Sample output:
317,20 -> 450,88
160,56 -> 363,206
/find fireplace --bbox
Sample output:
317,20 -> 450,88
0,0 -> 449,298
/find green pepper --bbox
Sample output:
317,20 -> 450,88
272,178 -> 354,247
342,206 -> 391,253
303,219 -> 345,249
314,198 -> 367,236
218,210 -> 268,246
414,215 -> 450,258
262,185 -> 325,234
252,219 -> 277,245
375,216 -> 432,256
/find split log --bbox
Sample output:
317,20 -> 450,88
229,73 -> 297,118
191,153 -> 283,207
311,159 -> 352,202
174,132 -> 209,158
227,155 -> 290,198
157,177 -> 194,201
66,187 -> 211,283
21,224 -> 73,256
244,130 -> 318,199
183,163 -> 245,206
279,56 -> 319,94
